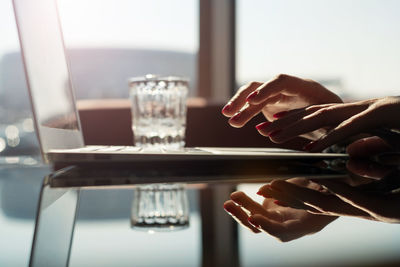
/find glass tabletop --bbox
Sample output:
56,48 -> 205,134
1,157 -> 400,267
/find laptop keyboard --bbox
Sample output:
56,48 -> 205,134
82,145 -> 207,154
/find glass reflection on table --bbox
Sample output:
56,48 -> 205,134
131,183 -> 190,232
25,158 -> 400,267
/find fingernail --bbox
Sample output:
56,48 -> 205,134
248,217 -> 260,228
256,191 -> 270,198
222,104 -> 231,113
303,141 -> 316,151
223,204 -> 234,213
274,200 -> 287,206
255,121 -> 271,131
268,129 -> 282,137
246,91 -> 258,102
231,113 -> 241,121
273,111 -> 288,118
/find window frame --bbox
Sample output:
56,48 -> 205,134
198,0 -> 236,102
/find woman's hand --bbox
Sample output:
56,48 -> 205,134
253,96 -> 400,152
223,178 -> 338,242
222,74 -> 342,127
262,178 -> 400,224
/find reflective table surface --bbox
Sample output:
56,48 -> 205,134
1,156 -> 400,267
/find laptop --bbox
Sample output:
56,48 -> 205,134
12,0 -> 347,174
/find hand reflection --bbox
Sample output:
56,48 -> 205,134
224,178 -> 337,242
265,176 -> 400,224
346,135 -> 399,180
347,158 -> 394,180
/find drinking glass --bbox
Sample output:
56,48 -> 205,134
128,74 -> 188,150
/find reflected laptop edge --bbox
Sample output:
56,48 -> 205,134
12,0 -> 347,173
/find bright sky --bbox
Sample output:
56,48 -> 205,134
237,0 -> 400,98
57,0 -> 198,52
1,0 -> 400,98
0,0 -> 198,55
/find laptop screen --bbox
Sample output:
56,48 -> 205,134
13,0 -> 84,153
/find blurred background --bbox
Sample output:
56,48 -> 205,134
1,0 -> 400,155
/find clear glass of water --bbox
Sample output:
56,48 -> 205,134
128,74 -> 188,150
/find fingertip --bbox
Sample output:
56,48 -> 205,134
255,121 -> 271,131
230,191 -> 246,201
230,112 -> 241,121
228,116 -> 244,128
258,184 -> 272,194
256,190 -> 265,196
223,200 -> 233,208
221,104 -> 233,116
273,111 -> 288,119
223,201 -> 236,213
246,91 -> 259,103
258,183 -> 269,190
256,189 -> 271,198
248,216 -> 261,228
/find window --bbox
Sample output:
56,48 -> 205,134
236,0 -> 400,99
58,0 -> 199,98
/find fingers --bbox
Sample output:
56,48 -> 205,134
221,81 -> 269,128
267,180 -> 370,218
228,102 -> 269,128
315,179 -> 400,223
222,82 -> 263,117
245,74 -> 303,105
254,96 -> 400,151
257,103 -> 366,145
319,179 -> 400,223
307,108 -> 379,152
230,191 -> 268,215
256,106 -> 324,139
223,200 -> 261,233
257,183 -> 321,213
315,180 -> 381,215
247,214 -> 293,242
255,107 -> 311,137
223,74 -> 346,134
248,213 -> 337,243
230,191 -> 283,221
224,190 -> 285,233
222,75 -> 343,130
246,74 -> 342,106
347,158 -> 392,180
